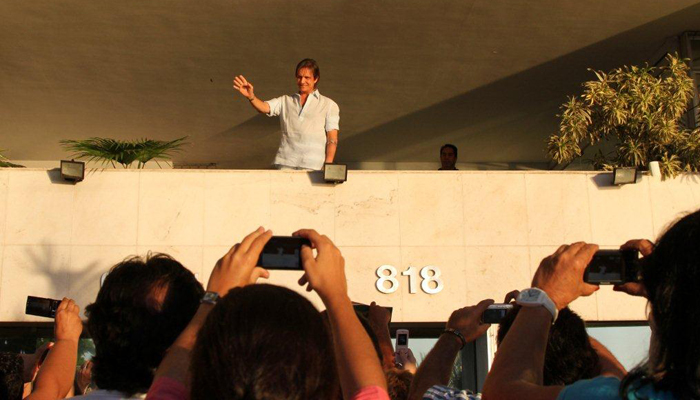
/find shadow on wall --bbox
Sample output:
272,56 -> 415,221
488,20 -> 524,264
337,3 -> 700,165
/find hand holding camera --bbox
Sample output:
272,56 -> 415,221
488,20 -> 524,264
293,229 -> 348,303
532,242 -> 600,310
207,227 -> 272,296
54,298 -> 82,343
446,299 -> 494,344
612,239 -> 653,298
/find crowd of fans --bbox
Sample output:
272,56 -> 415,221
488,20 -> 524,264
2,208 -> 700,399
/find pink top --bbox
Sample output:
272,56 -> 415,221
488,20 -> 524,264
146,377 -> 390,400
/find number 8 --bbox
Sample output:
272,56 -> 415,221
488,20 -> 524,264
420,266 -> 443,294
376,265 -> 399,294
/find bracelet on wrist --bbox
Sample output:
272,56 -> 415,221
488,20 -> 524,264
442,328 -> 467,349
248,96 -> 255,101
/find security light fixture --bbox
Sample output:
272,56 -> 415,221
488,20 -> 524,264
60,160 -> 85,182
323,163 -> 347,184
612,167 -> 637,185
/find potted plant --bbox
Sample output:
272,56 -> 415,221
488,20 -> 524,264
547,54 -> 700,179
60,137 -> 188,169
0,149 -> 24,168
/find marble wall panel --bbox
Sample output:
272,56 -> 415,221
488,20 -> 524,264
529,246 -> 598,320
587,174 -> 654,246
399,246 -> 467,322
72,170 -> 140,245
0,170 -> 8,245
399,173 -> 464,246
204,171 -> 271,246
138,171 -> 205,246
463,247 -> 532,307
5,170 -> 74,245
269,172 -> 335,239
334,173 -> 401,247
525,174 -> 592,246
67,245 -> 137,317
648,176 -> 700,238
462,174 -> 528,246
596,286 -> 648,321
136,245 -> 204,282
0,245 -> 71,321
341,246 -> 404,322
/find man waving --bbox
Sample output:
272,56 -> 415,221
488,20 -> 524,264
233,59 -> 340,170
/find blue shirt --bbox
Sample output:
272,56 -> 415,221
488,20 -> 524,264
557,376 -> 675,400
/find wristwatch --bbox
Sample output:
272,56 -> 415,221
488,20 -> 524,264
516,288 -> 558,322
201,291 -> 220,305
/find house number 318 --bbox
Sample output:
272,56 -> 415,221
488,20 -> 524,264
375,265 -> 444,295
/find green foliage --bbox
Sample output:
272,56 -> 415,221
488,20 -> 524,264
60,137 -> 188,169
0,149 -> 24,168
548,54 -> 700,178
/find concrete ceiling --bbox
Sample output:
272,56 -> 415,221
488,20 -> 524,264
2,1 -> 700,169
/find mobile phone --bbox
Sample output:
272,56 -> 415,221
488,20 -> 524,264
584,249 -> 641,284
396,329 -> 409,349
481,304 -> 514,324
257,236 -> 311,270
26,296 -> 61,318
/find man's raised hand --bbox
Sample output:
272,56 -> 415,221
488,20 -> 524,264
293,229 -> 348,303
532,242 -> 600,310
233,75 -> 255,100
206,227 -> 272,296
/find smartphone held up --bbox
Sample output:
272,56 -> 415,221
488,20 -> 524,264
257,236 -> 311,270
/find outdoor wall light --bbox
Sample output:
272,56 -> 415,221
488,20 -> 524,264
323,163 -> 347,184
612,167 -> 638,185
60,160 -> 85,182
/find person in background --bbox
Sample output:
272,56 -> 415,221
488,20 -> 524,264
439,144 -> 458,170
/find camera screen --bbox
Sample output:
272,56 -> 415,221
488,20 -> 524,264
483,308 -> 509,323
586,251 -> 624,283
259,237 -> 310,270
397,334 -> 408,346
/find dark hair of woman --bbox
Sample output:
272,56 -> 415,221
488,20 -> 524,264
620,209 -> 700,399
190,284 -> 339,400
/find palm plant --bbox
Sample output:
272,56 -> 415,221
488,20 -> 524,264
547,54 -> 700,179
0,149 -> 24,168
60,137 -> 188,169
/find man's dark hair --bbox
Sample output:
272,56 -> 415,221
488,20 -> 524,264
190,284 -> 339,400
0,352 -> 23,400
85,253 -> 203,396
440,144 -> 458,158
295,58 -> 320,81
497,307 -> 599,385
621,209 -> 700,398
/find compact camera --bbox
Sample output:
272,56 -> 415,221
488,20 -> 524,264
26,296 -> 62,318
396,329 -> 409,349
584,249 -> 641,285
481,304 -> 514,324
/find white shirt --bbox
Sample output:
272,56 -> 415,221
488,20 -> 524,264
265,89 -> 340,170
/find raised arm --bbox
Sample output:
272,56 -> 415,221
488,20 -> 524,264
233,75 -> 270,114
27,298 -> 82,400
295,229 -> 387,399
408,300 -> 493,400
150,227 -> 272,391
482,242 -> 600,400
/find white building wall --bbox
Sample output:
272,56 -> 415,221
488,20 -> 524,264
1,168 -> 699,323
